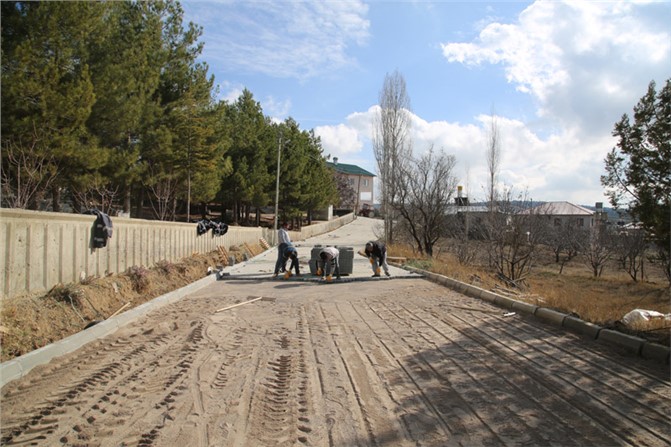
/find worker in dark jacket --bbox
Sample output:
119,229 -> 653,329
280,244 -> 300,278
364,241 -> 390,277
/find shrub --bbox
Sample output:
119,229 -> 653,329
126,266 -> 150,292
47,284 -> 83,308
155,260 -> 177,276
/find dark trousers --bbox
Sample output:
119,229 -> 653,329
275,243 -> 288,274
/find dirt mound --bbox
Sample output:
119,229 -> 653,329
0,245 -> 261,362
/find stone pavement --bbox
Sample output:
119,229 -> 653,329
220,216 -> 422,283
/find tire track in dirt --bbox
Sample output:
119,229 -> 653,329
2,280 -> 669,446
1,296 -> 216,446
311,302 -> 383,446
227,302 -> 321,446
330,300 -> 428,446
1,330 -> 174,446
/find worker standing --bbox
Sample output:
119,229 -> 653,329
273,222 -> 291,278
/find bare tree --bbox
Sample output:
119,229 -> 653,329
146,177 -> 179,221
333,172 -> 357,210
579,226 -> 613,278
485,188 -> 545,286
1,138 -> 58,209
372,70 -> 412,244
485,112 -> 501,211
71,179 -> 120,215
613,228 -> 648,282
444,213 -> 479,265
394,146 -> 458,256
543,221 -> 582,274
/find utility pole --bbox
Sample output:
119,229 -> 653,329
274,134 -> 282,234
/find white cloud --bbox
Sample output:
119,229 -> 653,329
189,0 -> 370,80
441,0 -> 671,134
320,105 -> 616,204
314,123 -> 363,157
261,96 -> 292,120
433,0 -> 670,203
217,81 -> 245,103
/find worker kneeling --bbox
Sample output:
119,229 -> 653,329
318,246 -> 341,281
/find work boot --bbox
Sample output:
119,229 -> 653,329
385,271 -> 391,277
372,274 -> 380,277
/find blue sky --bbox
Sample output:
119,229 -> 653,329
181,0 -> 671,206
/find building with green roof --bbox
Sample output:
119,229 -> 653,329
326,157 -> 376,213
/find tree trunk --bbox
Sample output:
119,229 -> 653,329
52,186 -> 61,213
134,188 -> 143,218
124,188 -> 131,214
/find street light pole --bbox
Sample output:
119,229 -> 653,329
274,134 -> 282,234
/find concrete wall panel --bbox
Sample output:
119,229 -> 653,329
1,208 -> 354,300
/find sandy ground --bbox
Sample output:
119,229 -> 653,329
1,218 -> 670,446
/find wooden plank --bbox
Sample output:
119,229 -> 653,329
215,296 -> 263,313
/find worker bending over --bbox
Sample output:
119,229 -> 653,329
364,241 -> 390,277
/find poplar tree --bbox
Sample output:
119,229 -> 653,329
372,70 -> 412,244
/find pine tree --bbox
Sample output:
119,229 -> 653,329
1,1 -> 105,210
602,79 -> 671,283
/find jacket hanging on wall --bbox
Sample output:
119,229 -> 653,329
87,209 -> 113,248
211,221 -> 229,236
196,219 -> 228,236
196,219 -> 211,235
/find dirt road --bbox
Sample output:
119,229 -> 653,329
1,273 -> 669,446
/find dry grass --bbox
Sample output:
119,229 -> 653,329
388,242 -> 671,346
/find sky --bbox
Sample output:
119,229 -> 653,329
181,0 -> 671,207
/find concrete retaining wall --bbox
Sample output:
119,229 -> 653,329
0,208 -> 355,301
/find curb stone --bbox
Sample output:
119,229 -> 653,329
394,263 -> 670,365
535,307 -> 568,327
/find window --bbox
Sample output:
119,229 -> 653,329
554,218 -> 561,227
363,179 -> 369,187
348,178 -> 354,185
577,218 -> 584,227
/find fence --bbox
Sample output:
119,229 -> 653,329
0,208 -> 354,301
